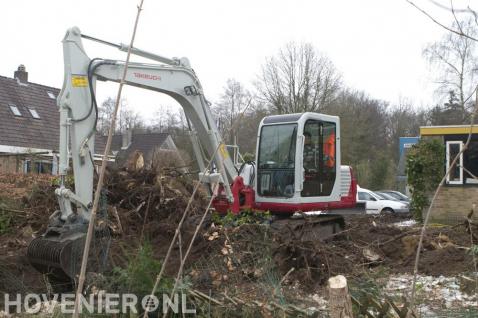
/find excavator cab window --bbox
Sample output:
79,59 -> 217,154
302,120 -> 336,197
257,124 -> 297,197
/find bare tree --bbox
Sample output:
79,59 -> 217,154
152,105 -> 181,133
118,105 -> 144,133
386,98 -> 426,162
423,18 -> 478,121
97,97 -> 115,135
214,79 -> 252,143
97,97 -> 144,134
257,42 -> 341,114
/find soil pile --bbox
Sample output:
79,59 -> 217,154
190,214 -> 477,296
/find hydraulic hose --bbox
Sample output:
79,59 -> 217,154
75,58 -> 117,159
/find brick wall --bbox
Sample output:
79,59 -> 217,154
428,186 -> 478,224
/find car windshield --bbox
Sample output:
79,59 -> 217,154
383,191 -> 408,201
377,192 -> 398,201
395,192 -> 409,200
374,192 -> 388,200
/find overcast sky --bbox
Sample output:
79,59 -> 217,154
1,0 -> 476,121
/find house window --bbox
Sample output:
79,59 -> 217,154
47,91 -> 56,99
464,141 -> 478,184
23,160 -> 31,173
9,104 -> 22,116
23,160 -> 53,174
28,108 -> 40,119
446,141 -> 463,184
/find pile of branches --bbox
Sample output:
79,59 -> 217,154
104,167 -> 208,232
101,167 -> 211,271
0,173 -> 58,233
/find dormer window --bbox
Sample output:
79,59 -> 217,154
28,108 -> 40,119
9,104 -> 22,117
47,91 -> 56,99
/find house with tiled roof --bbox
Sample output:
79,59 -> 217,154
0,65 -> 178,174
95,131 -> 179,169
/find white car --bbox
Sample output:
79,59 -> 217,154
357,187 -> 409,214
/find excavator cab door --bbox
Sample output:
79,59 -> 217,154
301,119 -> 337,197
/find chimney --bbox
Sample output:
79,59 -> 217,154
14,64 -> 28,83
122,129 -> 132,149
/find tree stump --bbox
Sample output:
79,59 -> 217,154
126,150 -> 144,171
328,275 -> 353,318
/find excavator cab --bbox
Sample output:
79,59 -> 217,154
254,112 -> 341,213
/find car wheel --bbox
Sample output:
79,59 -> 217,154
381,208 -> 394,214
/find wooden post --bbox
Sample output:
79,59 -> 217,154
328,275 -> 353,318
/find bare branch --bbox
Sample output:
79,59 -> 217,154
451,0 -> 465,35
429,0 -> 471,13
406,0 -> 478,42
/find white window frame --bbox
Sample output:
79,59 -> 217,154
446,141 -> 463,184
9,104 -> 22,116
28,108 -> 40,119
47,91 -> 56,99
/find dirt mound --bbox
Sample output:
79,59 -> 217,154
189,214 -> 477,296
343,215 -> 476,276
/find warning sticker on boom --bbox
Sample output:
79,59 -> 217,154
72,75 -> 88,87
219,143 -> 229,159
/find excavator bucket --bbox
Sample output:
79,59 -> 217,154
27,232 -> 86,281
27,217 -> 110,283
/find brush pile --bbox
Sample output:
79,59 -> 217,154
0,169 -> 477,316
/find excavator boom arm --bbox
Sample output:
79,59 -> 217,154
57,27 -> 236,221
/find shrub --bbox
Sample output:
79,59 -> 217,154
111,242 -> 171,295
406,139 -> 444,222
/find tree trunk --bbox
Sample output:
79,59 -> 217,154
328,275 -> 353,318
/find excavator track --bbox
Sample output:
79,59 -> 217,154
271,214 -> 345,241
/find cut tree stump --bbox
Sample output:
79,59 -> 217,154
328,275 -> 353,318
